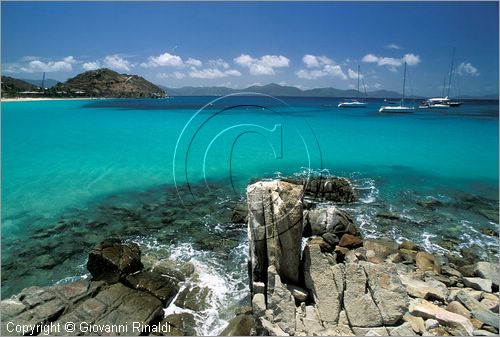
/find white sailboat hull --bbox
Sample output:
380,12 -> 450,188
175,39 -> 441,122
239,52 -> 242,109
422,103 -> 449,109
379,105 -> 415,113
338,101 -> 367,108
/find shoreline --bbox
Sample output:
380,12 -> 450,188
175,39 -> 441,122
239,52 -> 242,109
0,97 -> 106,102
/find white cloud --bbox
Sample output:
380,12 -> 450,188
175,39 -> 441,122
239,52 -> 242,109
188,68 -> 241,79
302,54 -> 333,68
373,83 -> 382,89
208,59 -> 229,69
224,69 -> 242,77
362,53 -> 421,68
82,61 -> 100,71
386,43 -> 402,50
303,55 -> 320,68
157,71 -> 186,79
296,54 -> 347,80
234,54 -> 290,75
104,55 -> 132,72
378,57 -> 402,67
296,69 -> 326,80
402,53 -> 421,66
141,52 -> 183,68
348,68 -> 364,79
185,58 -> 202,67
362,54 -> 379,63
457,62 -> 479,76
18,56 -> 77,73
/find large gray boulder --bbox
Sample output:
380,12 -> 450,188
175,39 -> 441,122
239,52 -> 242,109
344,263 -> 383,327
247,180 -> 303,287
362,262 -> 409,325
304,206 -> 359,239
473,262 -> 499,287
303,241 -> 344,325
87,239 -> 143,283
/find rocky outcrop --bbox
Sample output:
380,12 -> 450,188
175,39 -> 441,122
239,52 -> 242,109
87,239 -> 143,283
1,239 -> 206,336
303,206 -> 359,240
284,176 -> 357,203
246,179 -> 499,337
247,180 -> 304,289
303,242 -> 344,325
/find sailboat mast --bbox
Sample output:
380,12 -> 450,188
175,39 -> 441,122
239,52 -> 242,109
356,65 -> 360,100
402,62 -> 407,103
447,48 -> 455,98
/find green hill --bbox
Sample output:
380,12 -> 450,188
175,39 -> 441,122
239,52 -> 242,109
56,68 -> 165,98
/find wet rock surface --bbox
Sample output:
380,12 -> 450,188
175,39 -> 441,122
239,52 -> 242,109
87,240 -> 143,283
1,238 -> 221,336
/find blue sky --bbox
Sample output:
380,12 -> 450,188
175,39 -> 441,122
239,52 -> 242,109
2,1 -> 498,96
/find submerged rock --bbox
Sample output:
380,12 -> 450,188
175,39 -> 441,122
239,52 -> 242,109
231,202 -> 248,224
87,239 -> 143,283
174,285 -> 210,311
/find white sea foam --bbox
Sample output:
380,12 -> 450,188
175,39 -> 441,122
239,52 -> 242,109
351,178 -> 379,204
128,238 -> 249,336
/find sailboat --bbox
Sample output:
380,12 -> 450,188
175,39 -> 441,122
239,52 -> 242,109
338,65 -> 367,108
379,62 -> 415,113
424,49 -> 462,108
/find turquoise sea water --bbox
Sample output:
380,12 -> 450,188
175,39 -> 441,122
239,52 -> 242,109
1,96 -> 499,332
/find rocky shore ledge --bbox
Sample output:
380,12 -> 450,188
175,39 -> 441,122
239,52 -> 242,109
1,177 -> 499,336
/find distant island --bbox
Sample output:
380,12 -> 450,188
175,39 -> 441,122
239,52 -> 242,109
1,69 -> 165,99
1,69 -> 498,100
